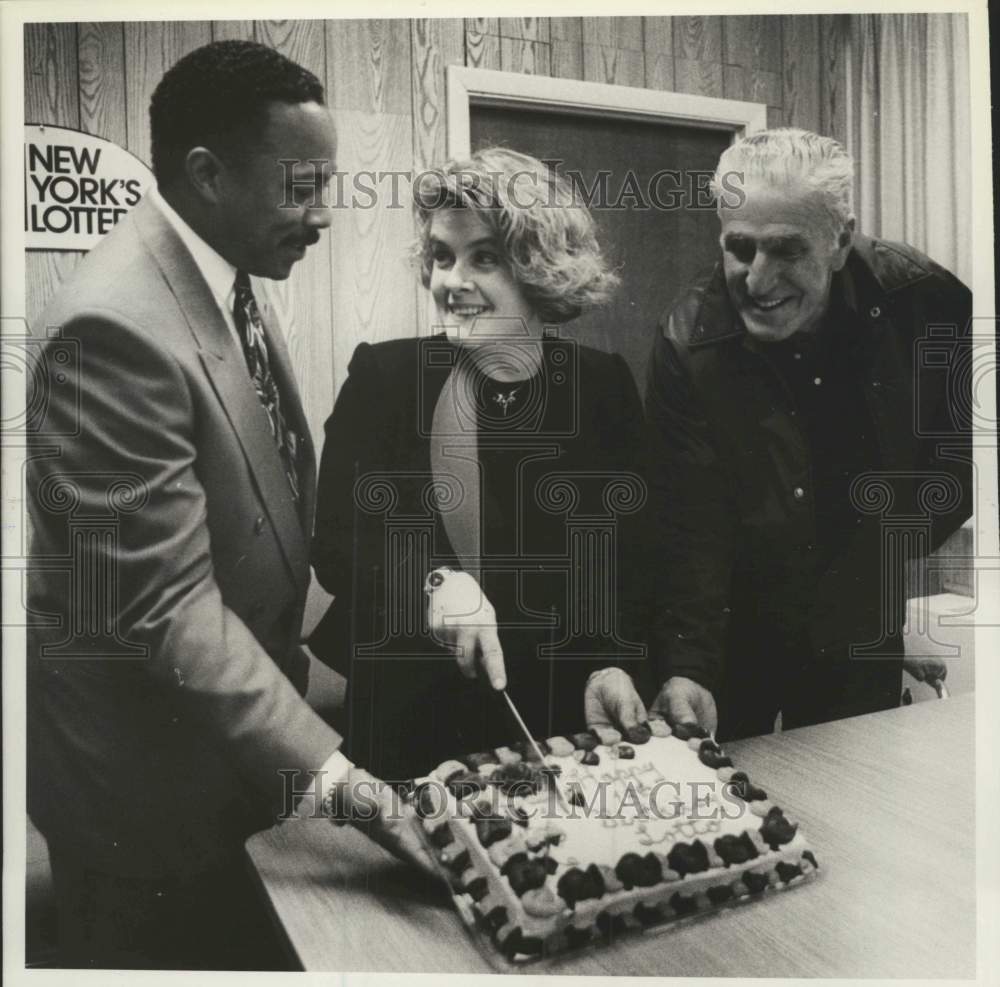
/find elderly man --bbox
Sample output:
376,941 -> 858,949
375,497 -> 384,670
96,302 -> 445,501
643,128 -> 971,740
27,40 -> 428,970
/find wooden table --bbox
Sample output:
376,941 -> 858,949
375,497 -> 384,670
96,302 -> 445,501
246,695 -> 976,976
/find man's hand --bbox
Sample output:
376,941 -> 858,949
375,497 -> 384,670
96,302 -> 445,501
650,676 -> 718,734
425,568 -> 506,689
584,667 -> 649,733
903,656 -> 948,684
338,767 -> 437,879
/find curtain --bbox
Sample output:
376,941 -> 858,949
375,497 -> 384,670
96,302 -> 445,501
846,13 -> 971,285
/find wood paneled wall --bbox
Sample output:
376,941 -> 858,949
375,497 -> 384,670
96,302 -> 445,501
23,15 -> 850,451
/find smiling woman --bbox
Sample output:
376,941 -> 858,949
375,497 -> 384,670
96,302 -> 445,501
408,148 -> 620,384
414,148 -> 620,328
426,208 -> 543,367
310,147 -> 652,782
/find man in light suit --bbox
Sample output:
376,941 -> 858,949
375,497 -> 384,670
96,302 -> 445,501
27,40 -> 428,970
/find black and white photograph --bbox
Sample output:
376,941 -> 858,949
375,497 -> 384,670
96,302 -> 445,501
1,1 -> 997,982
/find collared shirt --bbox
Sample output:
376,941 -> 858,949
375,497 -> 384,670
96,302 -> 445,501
147,185 -> 242,350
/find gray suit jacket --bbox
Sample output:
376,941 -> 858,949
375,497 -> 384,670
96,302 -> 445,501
27,196 -> 341,877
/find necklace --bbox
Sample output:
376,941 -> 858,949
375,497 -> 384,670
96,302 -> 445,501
492,386 -> 519,416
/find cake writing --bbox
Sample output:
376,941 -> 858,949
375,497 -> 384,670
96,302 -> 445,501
558,759 -> 741,844
634,816 -> 723,846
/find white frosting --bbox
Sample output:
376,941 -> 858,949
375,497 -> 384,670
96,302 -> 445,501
424,731 -> 815,957
527,737 -> 757,870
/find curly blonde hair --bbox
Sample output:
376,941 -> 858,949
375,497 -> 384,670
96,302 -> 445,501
413,147 -> 619,324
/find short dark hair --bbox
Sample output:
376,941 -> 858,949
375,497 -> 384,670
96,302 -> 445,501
150,40 -> 325,185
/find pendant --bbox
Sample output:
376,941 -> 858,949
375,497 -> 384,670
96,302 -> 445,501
493,387 -> 519,416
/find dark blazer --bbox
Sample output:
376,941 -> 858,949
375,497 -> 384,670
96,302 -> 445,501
26,197 -> 342,878
311,334 -> 651,780
646,235 -> 972,706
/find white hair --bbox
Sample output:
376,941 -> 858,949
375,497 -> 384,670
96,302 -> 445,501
712,128 -> 855,236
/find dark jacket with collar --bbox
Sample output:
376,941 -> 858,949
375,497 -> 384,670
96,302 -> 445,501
310,334 -> 651,780
645,234 -> 972,695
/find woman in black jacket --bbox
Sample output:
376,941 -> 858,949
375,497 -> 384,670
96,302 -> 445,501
311,148 -> 651,781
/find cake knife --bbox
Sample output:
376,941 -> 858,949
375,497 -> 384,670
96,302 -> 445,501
500,689 -> 572,814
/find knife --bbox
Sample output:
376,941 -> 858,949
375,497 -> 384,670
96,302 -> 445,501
501,689 -> 572,814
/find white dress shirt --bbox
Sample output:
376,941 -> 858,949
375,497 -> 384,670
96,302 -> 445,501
147,187 -> 353,811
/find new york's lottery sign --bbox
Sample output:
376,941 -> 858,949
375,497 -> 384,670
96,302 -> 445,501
25,125 -> 154,250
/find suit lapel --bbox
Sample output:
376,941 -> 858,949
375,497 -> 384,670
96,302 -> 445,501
133,198 -> 231,359
133,199 -> 310,590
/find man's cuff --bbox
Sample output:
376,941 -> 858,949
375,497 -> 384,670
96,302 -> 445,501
294,749 -> 354,820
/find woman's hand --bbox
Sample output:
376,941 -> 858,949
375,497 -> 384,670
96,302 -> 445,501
584,667 -> 649,733
425,568 -> 506,689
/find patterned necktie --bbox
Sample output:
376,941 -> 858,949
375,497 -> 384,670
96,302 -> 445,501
233,271 -> 300,500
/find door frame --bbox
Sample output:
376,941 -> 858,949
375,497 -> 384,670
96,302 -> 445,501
446,66 -> 767,160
